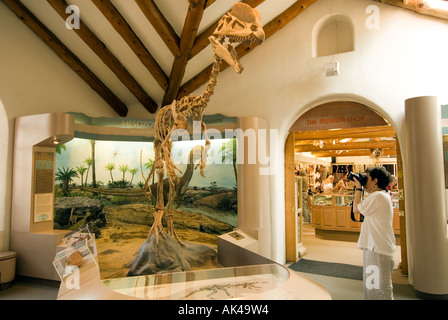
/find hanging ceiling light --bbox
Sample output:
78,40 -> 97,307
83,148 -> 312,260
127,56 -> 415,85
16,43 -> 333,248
371,148 -> 382,160
313,140 -> 325,148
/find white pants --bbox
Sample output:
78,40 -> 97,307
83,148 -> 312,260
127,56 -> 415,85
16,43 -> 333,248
363,249 -> 394,300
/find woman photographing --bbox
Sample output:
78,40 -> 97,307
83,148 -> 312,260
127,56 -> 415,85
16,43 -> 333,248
352,167 -> 395,300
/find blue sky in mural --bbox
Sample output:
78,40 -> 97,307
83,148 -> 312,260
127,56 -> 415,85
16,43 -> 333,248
56,138 -> 237,189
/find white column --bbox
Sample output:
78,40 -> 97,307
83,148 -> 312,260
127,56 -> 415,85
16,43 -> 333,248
236,117 -> 271,259
405,96 -> 448,295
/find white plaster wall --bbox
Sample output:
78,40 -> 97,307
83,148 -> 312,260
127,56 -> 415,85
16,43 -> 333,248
1,0 -> 448,267
197,0 -> 448,263
0,1 -> 120,250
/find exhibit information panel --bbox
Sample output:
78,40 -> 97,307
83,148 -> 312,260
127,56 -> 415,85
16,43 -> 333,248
34,151 -> 54,222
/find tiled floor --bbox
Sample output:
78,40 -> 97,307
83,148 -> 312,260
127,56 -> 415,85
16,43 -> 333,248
0,277 -> 59,300
287,224 -> 420,300
0,225 -> 420,300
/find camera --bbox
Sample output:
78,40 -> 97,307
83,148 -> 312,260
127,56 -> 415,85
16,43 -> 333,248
347,172 -> 367,187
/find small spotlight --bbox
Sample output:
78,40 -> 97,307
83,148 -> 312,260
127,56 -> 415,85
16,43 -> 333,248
52,138 -> 61,145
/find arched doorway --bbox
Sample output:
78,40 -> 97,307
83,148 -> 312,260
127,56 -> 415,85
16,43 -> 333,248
285,101 -> 407,275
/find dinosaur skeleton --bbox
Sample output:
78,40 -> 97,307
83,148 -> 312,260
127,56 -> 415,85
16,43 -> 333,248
144,3 -> 265,243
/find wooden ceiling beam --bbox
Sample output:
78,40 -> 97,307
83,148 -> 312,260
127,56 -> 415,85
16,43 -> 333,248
1,0 -> 128,116
205,0 -> 217,9
294,137 -> 396,146
178,0 -> 318,98
162,0 -> 206,107
309,149 -> 397,158
189,0 -> 266,59
263,0 -> 319,39
294,125 -> 395,140
372,0 -> 448,20
92,0 -> 168,96
47,0 -> 158,114
135,0 -> 181,57
295,139 -> 317,146
295,140 -> 396,152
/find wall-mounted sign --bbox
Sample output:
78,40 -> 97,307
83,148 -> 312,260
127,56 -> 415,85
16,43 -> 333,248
34,193 -> 53,222
290,101 -> 388,132
34,151 -> 54,222
69,112 -> 238,142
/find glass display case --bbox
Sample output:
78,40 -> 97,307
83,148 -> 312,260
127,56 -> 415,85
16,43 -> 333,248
334,194 -> 354,206
102,263 -> 289,300
310,191 -> 400,236
310,194 -> 333,206
391,192 -> 399,208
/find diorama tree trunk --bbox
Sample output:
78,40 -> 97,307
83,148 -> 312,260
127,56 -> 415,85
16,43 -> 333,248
91,140 -> 97,188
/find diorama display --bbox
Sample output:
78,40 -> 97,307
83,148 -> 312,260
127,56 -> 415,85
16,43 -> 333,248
54,137 -> 238,279
53,2 -> 265,281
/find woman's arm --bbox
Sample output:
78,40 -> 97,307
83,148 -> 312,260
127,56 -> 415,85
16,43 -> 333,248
353,189 -> 363,215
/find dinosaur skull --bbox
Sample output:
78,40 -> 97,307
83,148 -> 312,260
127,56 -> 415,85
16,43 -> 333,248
209,2 -> 265,73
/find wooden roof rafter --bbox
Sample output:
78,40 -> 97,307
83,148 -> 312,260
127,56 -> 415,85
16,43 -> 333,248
1,0 -> 320,116
162,0 -> 206,107
294,125 -> 396,141
1,0 -> 129,117
372,0 -> 448,20
0,0 -> 346,116
3,0 -> 448,116
295,140 -> 397,153
293,125 -> 397,159
135,0 -> 181,57
310,149 -> 397,158
91,0 -> 169,94
47,0 -> 158,114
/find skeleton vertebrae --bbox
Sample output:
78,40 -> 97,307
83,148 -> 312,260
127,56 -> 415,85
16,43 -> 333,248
145,3 -> 265,244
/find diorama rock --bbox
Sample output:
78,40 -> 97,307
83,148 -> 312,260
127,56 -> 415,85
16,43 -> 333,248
127,233 -> 218,276
54,197 -> 105,226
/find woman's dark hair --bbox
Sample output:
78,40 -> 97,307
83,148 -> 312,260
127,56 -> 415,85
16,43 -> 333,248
366,167 -> 392,190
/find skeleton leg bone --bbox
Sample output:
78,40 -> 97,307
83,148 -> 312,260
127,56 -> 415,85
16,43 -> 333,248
161,138 -> 184,245
146,139 -> 166,243
199,122 -> 211,178
165,174 -> 183,245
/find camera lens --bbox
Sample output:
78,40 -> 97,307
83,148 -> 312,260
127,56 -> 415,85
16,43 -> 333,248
347,172 -> 367,187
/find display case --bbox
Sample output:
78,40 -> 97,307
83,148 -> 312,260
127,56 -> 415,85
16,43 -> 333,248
103,264 -> 289,300
310,192 -> 355,207
310,194 -> 333,206
391,192 -> 399,209
53,226 -> 98,290
334,194 -> 354,207
310,192 -> 400,239
56,231 -> 332,300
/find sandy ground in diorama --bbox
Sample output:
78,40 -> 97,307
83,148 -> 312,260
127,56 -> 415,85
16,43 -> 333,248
95,204 -> 236,279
